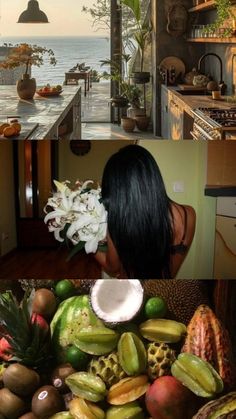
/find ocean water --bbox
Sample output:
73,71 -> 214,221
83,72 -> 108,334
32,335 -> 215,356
0,36 -> 110,85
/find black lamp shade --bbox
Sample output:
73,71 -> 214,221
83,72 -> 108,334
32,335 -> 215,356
18,0 -> 49,23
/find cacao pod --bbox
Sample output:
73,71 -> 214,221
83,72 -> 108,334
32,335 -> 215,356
182,305 -> 236,390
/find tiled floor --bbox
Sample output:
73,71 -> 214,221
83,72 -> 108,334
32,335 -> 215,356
80,81 -> 159,140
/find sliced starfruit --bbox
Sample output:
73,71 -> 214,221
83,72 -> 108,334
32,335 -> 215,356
49,413 -> 74,419
139,319 -> 187,343
118,332 -> 146,376
106,401 -> 145,419
107,375 -> 149,405
65,372 -> 107,402
171,353 -> 224,398
74,326 -> 120,355
69,397 -> 105,419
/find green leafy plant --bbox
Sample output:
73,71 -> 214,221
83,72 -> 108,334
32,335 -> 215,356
121,0 -> 152,72
205,0 -> 235,38
0,43 -> 57,75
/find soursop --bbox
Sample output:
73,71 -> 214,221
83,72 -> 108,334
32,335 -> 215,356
88,352 -> 126,388
147,342 -> 176,381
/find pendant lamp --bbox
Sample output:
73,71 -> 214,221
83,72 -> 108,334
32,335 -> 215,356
17,0 -> 49,23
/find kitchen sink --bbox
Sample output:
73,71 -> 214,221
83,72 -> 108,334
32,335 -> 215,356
175,90 -> 209,96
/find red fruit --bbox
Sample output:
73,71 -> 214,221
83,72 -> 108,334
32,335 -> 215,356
145,376 -> 198,419
31,313 -> 49,333
0,336 -> 12,361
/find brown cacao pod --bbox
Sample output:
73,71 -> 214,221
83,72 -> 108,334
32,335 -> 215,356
192,391 -> 236,418
182,305 -> 236,390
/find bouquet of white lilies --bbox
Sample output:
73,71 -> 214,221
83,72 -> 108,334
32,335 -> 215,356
44,180 -> 107,257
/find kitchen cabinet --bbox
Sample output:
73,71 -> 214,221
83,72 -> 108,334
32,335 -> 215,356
168,94 -> 183,140
214,197 -> 236,279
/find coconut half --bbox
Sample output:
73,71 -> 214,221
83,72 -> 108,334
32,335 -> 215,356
90,280 -> 144,324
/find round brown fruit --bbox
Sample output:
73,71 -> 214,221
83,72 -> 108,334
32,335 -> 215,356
19,414 -> 38,419
51,363 -> 76,393
32,288 -> 57,318
3,363 -> 40,397
31,385 -> 64,417
11,122 -> 21,134
0,388 -> 26,419
207,81 -> 219,91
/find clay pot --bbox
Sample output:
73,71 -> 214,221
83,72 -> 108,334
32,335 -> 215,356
121,117 -> 136,133
135,115 -> 150,131
17,74 -> 36,100
127,106 -> 146,119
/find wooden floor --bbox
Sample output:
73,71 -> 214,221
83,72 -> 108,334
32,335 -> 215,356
0,248 -> 102,280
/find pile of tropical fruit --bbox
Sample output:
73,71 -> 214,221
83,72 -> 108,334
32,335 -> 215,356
0,279 -> 235,419
0,119 -> 21,137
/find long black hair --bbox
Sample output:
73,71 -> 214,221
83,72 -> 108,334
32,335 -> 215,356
101,144 -> 173,279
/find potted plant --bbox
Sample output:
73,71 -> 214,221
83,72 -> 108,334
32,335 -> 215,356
121,0 -> 152,84
0,43 -> 57,100
205,0 -> 236,37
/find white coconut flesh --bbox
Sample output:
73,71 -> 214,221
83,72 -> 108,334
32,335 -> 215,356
90,279 -> 144,323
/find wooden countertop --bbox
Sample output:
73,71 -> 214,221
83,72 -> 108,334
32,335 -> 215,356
162,85 -> 235,116
0,85 -> 81,140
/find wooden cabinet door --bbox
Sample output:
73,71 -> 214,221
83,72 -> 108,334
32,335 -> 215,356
214,215 -> 236,279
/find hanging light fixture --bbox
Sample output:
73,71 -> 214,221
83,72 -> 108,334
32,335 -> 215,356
17,0 -> 49,23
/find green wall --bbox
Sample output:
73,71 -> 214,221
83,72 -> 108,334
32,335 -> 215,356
140,141 -> 216,279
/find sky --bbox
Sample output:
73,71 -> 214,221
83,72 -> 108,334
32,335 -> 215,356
0,0 -> 109,37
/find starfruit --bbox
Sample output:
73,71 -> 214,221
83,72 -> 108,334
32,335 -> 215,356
118,332 -> 146,376
139,319 -> 187,343
107,375 -> 149,405
69,397 -> 105,419
49,413 -> 74,419
74,326 -> 120,355
106,401 -> 145,419
65,372 -> 107,402
171,353 -> 224,398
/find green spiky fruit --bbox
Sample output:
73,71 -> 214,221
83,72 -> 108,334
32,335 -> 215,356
88,352 -> 127,388
147,342 -> 176,381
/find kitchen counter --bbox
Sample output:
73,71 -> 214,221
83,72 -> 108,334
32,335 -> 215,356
163,85 -> 235,117
0,85 -> 81,140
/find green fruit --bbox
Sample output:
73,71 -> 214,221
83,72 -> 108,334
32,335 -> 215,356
144,296 -> 167,319
54,280 -> 75,300
50,295 -> 103,363
65,345 -> 89,369
75,326 -> 120,355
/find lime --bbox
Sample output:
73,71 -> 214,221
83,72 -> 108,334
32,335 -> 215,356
54,279 -> 75,300
144,296 -> 167,319
66,345 -> 89,369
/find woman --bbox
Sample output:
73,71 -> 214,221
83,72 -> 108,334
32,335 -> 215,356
94,144 -> 196,279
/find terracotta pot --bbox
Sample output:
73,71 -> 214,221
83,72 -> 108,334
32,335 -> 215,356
17,74 -> 36,100
127,106 -> 146,118
121,117 -> 136,133
135,115 -> 150,131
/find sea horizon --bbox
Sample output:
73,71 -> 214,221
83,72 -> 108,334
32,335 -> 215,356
0,36 -> 110,85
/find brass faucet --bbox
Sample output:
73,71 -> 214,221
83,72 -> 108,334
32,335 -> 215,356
197,53 -> 227,95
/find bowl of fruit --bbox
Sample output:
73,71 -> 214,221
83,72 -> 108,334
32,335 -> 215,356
36,84 -> 63,97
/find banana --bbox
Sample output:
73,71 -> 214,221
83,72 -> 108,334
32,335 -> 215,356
171,353 -> 224,398
139,319 -> 187,343
118,332 -> 146,376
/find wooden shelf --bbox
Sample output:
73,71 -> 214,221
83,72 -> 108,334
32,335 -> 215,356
187,37 -> 236,43
189,0 -> 236,12
189,1 -> 215,13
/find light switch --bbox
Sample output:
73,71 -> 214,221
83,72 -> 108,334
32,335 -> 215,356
173,181 -> 184,193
